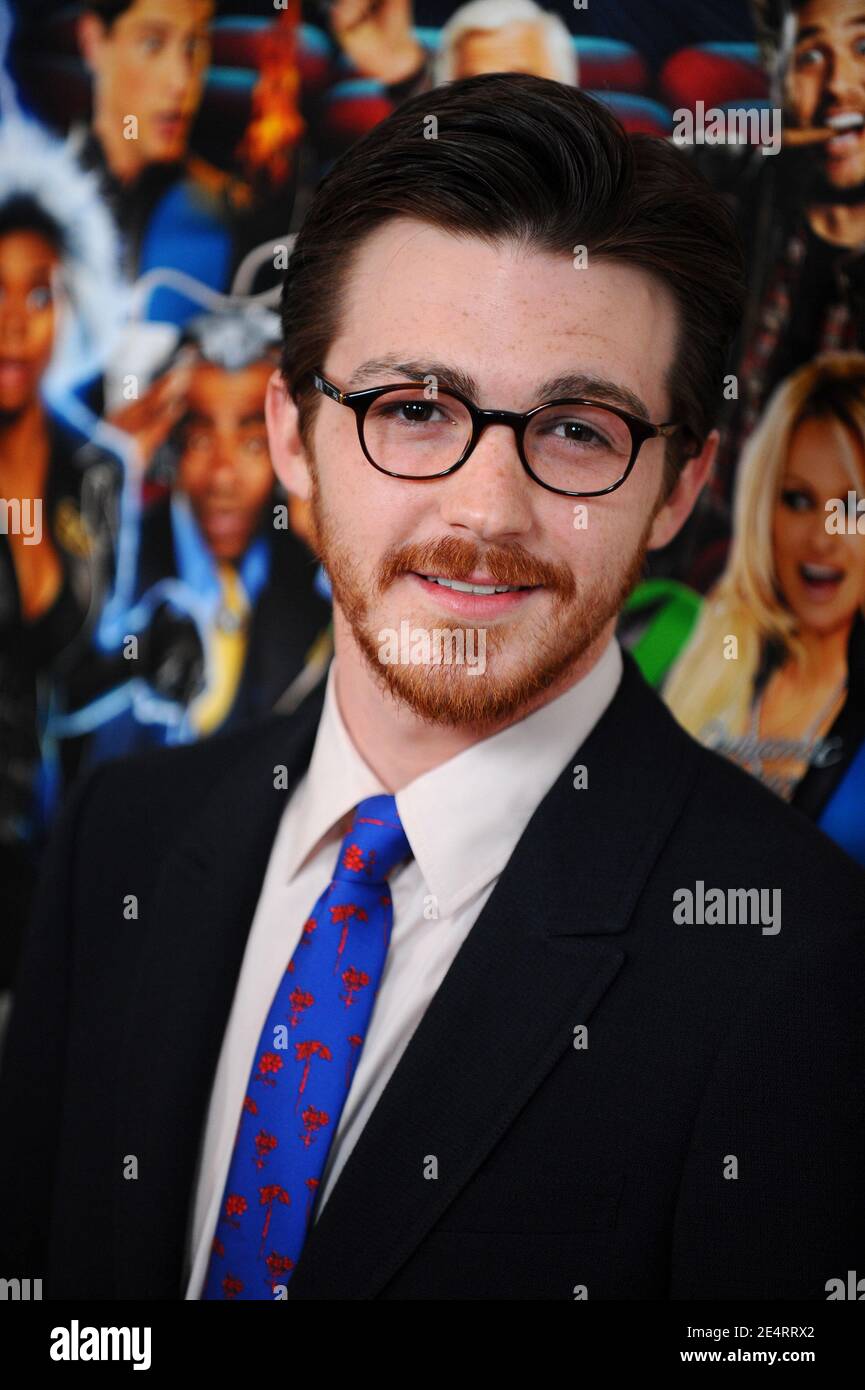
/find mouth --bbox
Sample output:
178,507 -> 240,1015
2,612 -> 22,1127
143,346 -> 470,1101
0,358 -> 31,390
824,110 -> 865,158
409,571 -> 540,617
421,573 -> 532,594
154,111 -> 187,141
203,511 -> 247,540
798,561 -> 846,601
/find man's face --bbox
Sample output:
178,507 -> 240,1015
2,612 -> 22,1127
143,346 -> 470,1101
789,0 -> 865,188
271,219 -> 696,729
455,21 -> 561,80
83,0 -> 212,170
176,360 -> 274,561
0,231 -> 60,416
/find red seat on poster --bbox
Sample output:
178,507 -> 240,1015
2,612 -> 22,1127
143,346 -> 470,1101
321,81 -> 398,150
660,43 -> 768,110
574,37 -> 648,93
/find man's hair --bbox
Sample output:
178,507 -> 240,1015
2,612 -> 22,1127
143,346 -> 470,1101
83,0 -> 138,27
178,305 -> 281,373
83,0 -> 215,27
750,0 -> 805,73
280,72 -> 745,496
433,0 -> 579,87
0,194 -> 65,251
0,118 -> 122,379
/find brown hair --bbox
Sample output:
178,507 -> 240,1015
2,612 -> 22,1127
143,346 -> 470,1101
280,72 -> 745,496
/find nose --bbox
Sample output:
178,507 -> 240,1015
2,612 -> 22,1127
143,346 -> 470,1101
0,300 -> 27,346
209,440 -> 238,492
165,42 -> 194,98
823,44 -> 864,105
437,420 -> 535,541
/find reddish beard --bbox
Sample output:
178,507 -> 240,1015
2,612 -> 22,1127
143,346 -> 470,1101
308,471 -> 653,729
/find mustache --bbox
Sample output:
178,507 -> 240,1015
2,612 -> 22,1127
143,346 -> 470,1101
376,536 -> 576,596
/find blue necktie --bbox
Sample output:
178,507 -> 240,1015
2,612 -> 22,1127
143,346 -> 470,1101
202,794 -> 411,1299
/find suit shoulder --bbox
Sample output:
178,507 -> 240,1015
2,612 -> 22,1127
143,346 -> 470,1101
76,695 -> 320,854
94,711 -> 288,792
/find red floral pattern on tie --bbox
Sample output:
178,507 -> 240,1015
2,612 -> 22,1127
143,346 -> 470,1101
201,794 -> 411,1300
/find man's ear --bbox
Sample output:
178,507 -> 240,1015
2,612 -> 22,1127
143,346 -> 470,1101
647,428 -> 719,552
78,13 -> 107,73
266,370 -> 313,501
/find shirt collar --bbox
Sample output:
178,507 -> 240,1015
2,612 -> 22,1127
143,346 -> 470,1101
283,638 -> 623,915
397,637 -> 622,915
281,668 -> 386,882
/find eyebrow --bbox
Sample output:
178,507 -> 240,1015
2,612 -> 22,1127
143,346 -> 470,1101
796,17 -> 865,41
346,356 -> 652,419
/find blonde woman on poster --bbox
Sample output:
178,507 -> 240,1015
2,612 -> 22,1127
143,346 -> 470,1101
665,350 -> 865,866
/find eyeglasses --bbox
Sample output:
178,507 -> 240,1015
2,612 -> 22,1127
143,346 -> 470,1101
303,370 -> 695,498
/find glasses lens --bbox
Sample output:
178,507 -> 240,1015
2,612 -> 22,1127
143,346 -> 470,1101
363,388 -> 472,476
525,402 -> 634,493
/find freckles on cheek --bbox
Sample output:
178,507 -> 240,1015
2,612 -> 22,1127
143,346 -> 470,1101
572,498 -> 634,552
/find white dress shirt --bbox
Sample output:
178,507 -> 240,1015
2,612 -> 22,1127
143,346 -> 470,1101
185,635 -> 623,1297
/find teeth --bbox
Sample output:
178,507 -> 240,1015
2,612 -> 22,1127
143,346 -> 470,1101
802,563 -> 842,580
827,112 -> 864,131
424,575 -> 521,595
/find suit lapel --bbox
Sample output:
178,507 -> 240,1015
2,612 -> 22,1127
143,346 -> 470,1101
114,681 -> 326,1298
114,650 -> 699,1299
285,654 -> 700,1298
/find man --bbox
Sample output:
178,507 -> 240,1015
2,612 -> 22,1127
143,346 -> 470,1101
328,0 -> 578,107
71,0 -> 256,323
431,0 -> 579,84
711,0 -> 865,507
1,73 -> 864,1301
78,0 -> 212,179
57,307 -> 332,763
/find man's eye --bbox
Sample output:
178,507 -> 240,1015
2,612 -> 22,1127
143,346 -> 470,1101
549,419 -> 608,447
140,35 -> 162,56
376,400 -> 449,424
794,46 -> 823,69
780,488 -> 811,511
27,286 -> 52,310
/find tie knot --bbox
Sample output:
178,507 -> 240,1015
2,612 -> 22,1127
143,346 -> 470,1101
332,794 -> 412,886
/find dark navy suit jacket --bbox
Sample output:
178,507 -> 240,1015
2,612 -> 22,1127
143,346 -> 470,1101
1,650 -> 864,1299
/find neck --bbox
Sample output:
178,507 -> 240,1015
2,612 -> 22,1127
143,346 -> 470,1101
91,111 -> 145,184
806,199 -> 865,246
0,398 -> 49,486
331,607 -> 617,791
